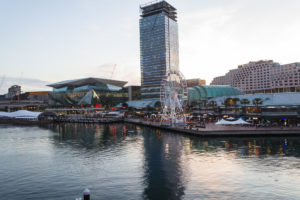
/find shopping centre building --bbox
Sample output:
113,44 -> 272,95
199,92 -> 300,120
188,85 -> 243,106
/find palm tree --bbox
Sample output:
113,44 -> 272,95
240,98 -> 250,105
232,97 -> 240,116
224,98 -> 234,107
252,98 -> 263,106
252,98 -> 263,113
232,98 -> 240,106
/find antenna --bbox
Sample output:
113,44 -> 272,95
18,72 -> 23,85
0,75 -> 6,92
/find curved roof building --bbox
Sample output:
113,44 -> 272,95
47,77 -> 127,91
188,85 -> 243,105
47,77 -> 128,106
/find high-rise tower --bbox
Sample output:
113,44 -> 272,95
139,1 -> 179,99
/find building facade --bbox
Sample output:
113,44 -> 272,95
204,93 -> 300,119
7,85 -> 21,99
139,1 -> 179,99
186,78 -> 206,88
188,85 -> 243,106
47,77 -> 129,107
211,60 -> 300,94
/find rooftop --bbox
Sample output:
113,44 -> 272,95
188,85 -> 244,104
140,0 -> 177,21
47,77 -> 127,89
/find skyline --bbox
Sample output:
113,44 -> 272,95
1,0 -> 300,94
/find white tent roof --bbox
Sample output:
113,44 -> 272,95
216,118 -> 250,125
231,118 -> 250,125
215,119 -> 232,125
0,110 -> 41,119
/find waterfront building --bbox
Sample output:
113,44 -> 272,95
47,77 -> 129,107
203,92 -> 300,119
126,85 -> 141,101
188,85 -> 243,106
21,91 -> 49,102
139,0 -> 179,99
211,60 -> 300,94
0,91 -> 50,112
186,78 -> 206,88
7,85 -> 21,99
117,99 -> 161,111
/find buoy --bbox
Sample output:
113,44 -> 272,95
83,188 -> 90,200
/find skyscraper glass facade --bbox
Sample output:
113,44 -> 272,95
140,1 -> 179,99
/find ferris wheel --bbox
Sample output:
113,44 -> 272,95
160,70 -> 188,126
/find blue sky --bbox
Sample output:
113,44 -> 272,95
0,0 -> 300,93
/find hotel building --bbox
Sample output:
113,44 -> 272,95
139,1 -> 179,99
211,60 -> 300,94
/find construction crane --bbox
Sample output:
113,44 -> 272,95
110,64 -> 116,79
0,75 -> 5,93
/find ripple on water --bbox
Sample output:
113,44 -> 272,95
0,124 -> 300,199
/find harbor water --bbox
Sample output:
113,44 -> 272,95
0,123 -> 299,199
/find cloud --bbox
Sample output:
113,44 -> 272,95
87,24 -> 101,31
0,76 -> 51,94
178,1 -> 300,84
84,62 -> 141,86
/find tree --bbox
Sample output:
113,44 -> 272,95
232,98 -> 240,106
252,98 -> 263,113
232,97 -> 240,116
240,98 -> 250,105
252,98 -> 263,106
224,98 -> 234,107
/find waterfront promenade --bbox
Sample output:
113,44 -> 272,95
1,110 -> 300,137
125,118 -> 300,137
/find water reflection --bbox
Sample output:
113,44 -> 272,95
142,127 -> 185,200
45,123 -> 141,150
187,136 -> 300,158
34,123 -> 300,199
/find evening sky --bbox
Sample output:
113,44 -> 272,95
0,0 -> 300,93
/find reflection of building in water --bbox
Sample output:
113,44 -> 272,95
188,137 -> 300,157
142,127 -> 185,199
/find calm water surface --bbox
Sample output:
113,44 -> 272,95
0,123 -> 299,200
